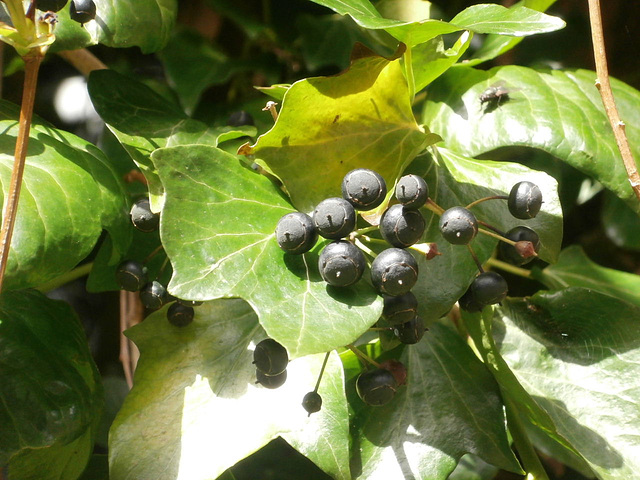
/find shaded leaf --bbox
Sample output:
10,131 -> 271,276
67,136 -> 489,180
448,453 -> 499,480
349,322 -> 521,479
406,147 -> 561,323
535,246 -> 640,306
241,52 -> 435,213
51,0 -> 178,53
0,290 -> 102,466
601,192 -> 640,250
152,144 -> 382,357
0,101 -> 129,290
422,66 -> 640,214
466,289 -> 640,480
109,299 -> 350,480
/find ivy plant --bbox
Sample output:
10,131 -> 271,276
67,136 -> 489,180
1,0 -> 639,479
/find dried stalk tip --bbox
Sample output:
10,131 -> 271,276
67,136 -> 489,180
412,242 -> 441,260
515,240 -> 538,259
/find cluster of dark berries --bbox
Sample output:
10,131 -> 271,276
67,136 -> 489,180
36,0 -> 96,25
253,338 -> 289,389
276,169 -> 430,347
115,197 -> 203,326
442,181 -> 543,312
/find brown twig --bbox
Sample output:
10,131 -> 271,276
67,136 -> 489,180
119,291 -> 143,389
587,0 -> 640,203
57,48 -> 108,76
0,55 -> 42,293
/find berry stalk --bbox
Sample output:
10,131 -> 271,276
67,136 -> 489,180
347,344 -> 381,369
465,195 -> 508,209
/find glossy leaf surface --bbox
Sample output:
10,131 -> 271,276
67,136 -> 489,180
109,299 -> 350,480
51,0 -> 178,53
423,66 -> 640,214
0,101 -> 129,290
240,52 -> 435,213
0,290 -> 102,467
348,322 -> 522,479
152,144 -> 381,357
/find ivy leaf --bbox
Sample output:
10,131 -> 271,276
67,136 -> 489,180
349,322 -> 522,479
407,147 -> 561,323
152,144 -> 381,357
483,290 -> 640,480
240,51 -> 436,213
0,100 -> 129,291
412,32 -> 473,93
534,246 -> 640,307
308,1 -> 563,47
88,70 -> 252,211
109,299 -> 350,480
422,66 -> 640,214
601,193 -> 640,250
0,290 -> 102,469
51,0 -> 178,53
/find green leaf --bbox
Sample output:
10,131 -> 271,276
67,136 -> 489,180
422,66 -> 640,214
461,0 -> 558,67
241,52 -> 435,213
109,299 -> 350,480
450,4 -> 564,36
51,0 -> 178,53
535,246 -> 640,306
407,147 -> 561,323
490,290 -> 640,480
448,454 -> 499,480
601,192 -> 640,250
0,101 -> 130,291
88,70 -> 248,211
0,290 -> 102,467
77,455 -> 109,480
152,144 -> 381,357
412,31 -> 473,92
350,322 -> 521,478
308,1 -> 563,47
158,28 -> 243,114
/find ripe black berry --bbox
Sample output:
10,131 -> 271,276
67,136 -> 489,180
470,272 -> 508,306
69,0 -> 96,24
341,169 -> 387,210
382,292 -> 418,325
393,316 -> 425,344
275,212 -> 318,254
256,369 -> 287,389
227,111 -> 254,127
356,368 -> 398,406
508,181 -> 543,219
379,204 -> 425,248
458,287 -> 483,313
313,197 -> 356,239
37,0 -> 68,11
395,175 -> 429,209
498,226 -> 541,266
130,198 -> 160,233
177,299 -> 204,307
139,281 -> 167,310
253,339 -> 289,376
439,206 -> 478,245
115,260 -> 148,292
318,241 -> 366,287
370,248 -> 418,296
167,303 -> 195,327
302,391 -> 322,415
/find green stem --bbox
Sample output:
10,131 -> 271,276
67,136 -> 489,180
466,244 -> 484,274
404,45 -> 415,101
351,225 -> 378,238
313,351 -> 331,393
504,395 -> 551,480
354,237 -> 377,260
4,0 -> 29,35
478,227 -> 517,246
347,344 -> 381,369
35,262 -> 94,292
486,257 -> 532,279
466,195 -> 507,210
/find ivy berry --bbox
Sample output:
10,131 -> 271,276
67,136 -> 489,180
253,338 -> 289,376
167,303 -> 195,327
395,174 -> 429,209
341,168 -> 387,210
498,226 -> 541,266
302,391 -> 323,415
356,368 -> 398,406
379,204 -> 425,248
508,181 -> 543,219
37,0 -> 68,11
382,292 -> 418,325
470,272 -> 508,306
313,197 -> 356,240
393,316 -> 426,344
256,369 -> 287,389
139,281 -> 168,310
130,198 -> 160,233
115,260 -> 148,292
275,212 -> 318,254
318,240 -> 366,287
370,248 -> 419,296
439,206 -> 478,245
70,0 -> 96,25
